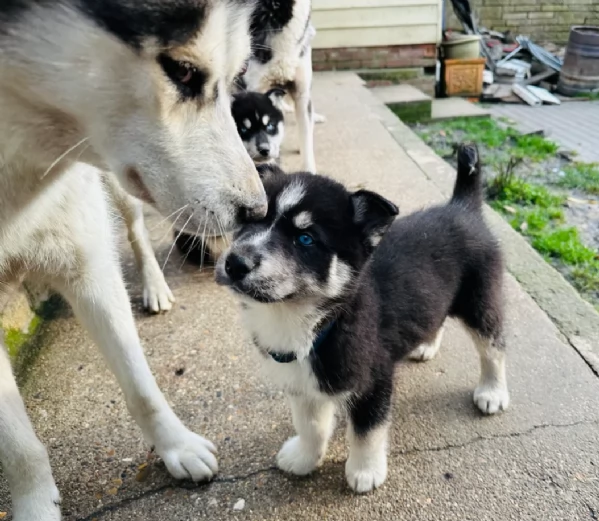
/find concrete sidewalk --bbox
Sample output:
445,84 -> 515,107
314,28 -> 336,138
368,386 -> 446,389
1,73 -> 599,521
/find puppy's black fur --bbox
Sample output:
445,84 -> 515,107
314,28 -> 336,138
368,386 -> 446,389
225,144 -> 505,437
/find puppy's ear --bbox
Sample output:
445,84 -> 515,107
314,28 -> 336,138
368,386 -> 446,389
266,88 -> 286,110
257,163 -> 286,184
350,190 -> 398,246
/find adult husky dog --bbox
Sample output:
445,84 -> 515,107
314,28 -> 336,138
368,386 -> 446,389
0,0 -> 266,519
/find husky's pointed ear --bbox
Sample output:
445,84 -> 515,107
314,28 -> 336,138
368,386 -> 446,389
350,190 -> 398,246
266,88 -> 286,110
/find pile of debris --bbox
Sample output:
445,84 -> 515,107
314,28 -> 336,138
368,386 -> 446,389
446,0 -> 587,106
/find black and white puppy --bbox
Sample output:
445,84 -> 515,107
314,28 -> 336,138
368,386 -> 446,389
232,89 -> 286,165
215,144 -> 509,493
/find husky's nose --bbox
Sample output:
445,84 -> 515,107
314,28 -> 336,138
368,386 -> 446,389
225,253 -> 253,282
240,203 -> 268,223
258,145 -> 270,157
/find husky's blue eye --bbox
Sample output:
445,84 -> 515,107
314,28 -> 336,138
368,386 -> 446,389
297,233 -> 314,246
266,122 -> 276,133
240,127 -> 248,134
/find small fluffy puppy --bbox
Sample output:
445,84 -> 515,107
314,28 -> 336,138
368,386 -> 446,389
215,144 -> 509,493
232,89 -> 286,165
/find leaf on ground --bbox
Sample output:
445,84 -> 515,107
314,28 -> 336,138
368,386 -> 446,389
0,512 -> 7,519
107,487 -> 118,496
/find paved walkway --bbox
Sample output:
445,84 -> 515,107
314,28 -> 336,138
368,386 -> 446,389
490,101 -> 599,163
2,73 -> 599,521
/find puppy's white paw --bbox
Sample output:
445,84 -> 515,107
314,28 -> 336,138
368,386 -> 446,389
408,342 -> 439,362
13,483 -> 62,521
313,112 -> 326,124
142,268 -> 175,313
276,436 -> 321,476
474,384 -> 510,415
155,426 -> 218,482
345,454 -> 387,494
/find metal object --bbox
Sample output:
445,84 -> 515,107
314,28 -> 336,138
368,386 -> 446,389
558,25 -> 599,96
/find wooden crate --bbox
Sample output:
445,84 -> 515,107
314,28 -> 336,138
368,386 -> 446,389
443,58 -> 486,97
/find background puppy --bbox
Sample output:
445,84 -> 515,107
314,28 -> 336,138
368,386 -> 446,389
233,88 -> 286,165
216,144 -> 509,493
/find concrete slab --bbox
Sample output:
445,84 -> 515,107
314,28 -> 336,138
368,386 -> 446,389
370,84 -> 431,105
431,98 -> 490,120
2,72 -> 599,521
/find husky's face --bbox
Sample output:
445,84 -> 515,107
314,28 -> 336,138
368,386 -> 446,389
2,0 -> 267,234
215,165 -> 398,303
232,89 -> 285,164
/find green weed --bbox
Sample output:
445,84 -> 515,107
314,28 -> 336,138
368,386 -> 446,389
556,162 -> 599,195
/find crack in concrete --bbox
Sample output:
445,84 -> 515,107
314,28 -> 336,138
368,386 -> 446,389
77,419 -> 599,520
75,466 -> 277,521
392,418 -> 599,457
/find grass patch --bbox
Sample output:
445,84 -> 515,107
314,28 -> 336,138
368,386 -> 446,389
430,118 -> 558,162
487,165 -> 565,208
555,162 -> 599,195
532,228 -> 597,265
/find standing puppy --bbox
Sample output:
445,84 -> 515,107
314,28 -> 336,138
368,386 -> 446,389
242,0 -> 318,172
216,144 -> 509,493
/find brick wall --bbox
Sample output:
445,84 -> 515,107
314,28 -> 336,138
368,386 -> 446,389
312,44 -> 437,71
445,0 -> 599,44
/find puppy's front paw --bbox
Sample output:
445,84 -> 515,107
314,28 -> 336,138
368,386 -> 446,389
474,384 -> 510,415
345,454 -> 387,494
156,427 -> 218,482
408,342 -> 439,362
276,436 -> 321,476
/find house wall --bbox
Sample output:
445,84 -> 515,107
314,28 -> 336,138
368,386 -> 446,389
311,0 -> 442,70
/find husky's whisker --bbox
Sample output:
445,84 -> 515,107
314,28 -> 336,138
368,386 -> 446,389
40,137 -> 89,180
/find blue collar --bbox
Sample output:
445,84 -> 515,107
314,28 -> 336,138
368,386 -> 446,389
269,321 -> 336,364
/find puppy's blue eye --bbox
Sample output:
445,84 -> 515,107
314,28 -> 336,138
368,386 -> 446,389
297,233 -> 314,246
266,122 -> 276,133
240,127 -> 248,134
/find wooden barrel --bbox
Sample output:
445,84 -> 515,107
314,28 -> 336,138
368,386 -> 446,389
558,25 -> 599,96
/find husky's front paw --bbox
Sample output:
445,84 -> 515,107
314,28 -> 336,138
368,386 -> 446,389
13,483 -> 62,521
474,384 -> 510,415
276,436 -> 321,476
154,425 -> 218,481
142,266 -> 174,313
345,453 -> 387,494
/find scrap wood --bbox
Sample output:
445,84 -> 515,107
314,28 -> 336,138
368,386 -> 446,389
512,83 -> 542,106
521,69 -> 557,86
527,85 -> 561,105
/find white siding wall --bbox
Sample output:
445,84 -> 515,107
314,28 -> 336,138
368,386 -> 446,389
312,0 -> 443,49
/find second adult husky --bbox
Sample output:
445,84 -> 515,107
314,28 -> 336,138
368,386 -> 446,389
0,0 -> 266,519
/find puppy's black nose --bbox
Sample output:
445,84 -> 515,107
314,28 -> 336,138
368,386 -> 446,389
225,253 -> 252,282
240,203 -> 268,222
258,147 -> 270,157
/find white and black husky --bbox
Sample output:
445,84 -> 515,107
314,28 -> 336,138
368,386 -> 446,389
216,144 -> 510,493
0,0 -> 266,519
240,0 -> 319,172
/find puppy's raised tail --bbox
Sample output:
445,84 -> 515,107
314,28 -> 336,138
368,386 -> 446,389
451,143 -> 483,210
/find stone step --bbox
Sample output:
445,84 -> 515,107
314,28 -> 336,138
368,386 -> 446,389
431,98 -> 491,120
371,84 -> 432,123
